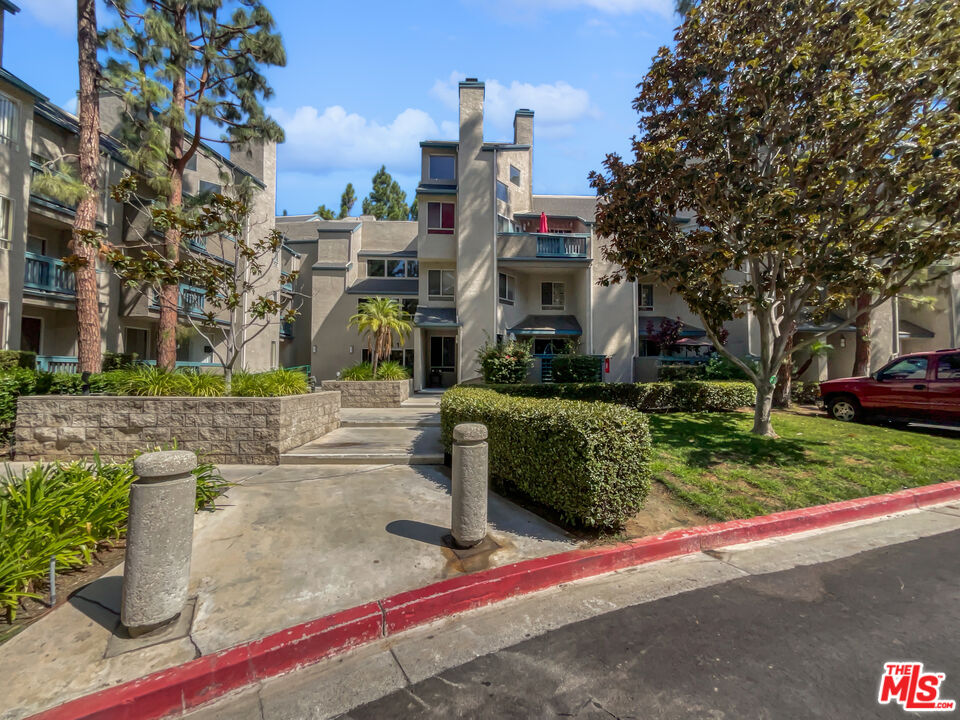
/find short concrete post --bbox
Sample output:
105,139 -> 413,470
451,423 -> 488,548
121,450 -> 197,637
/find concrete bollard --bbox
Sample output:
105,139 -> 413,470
451,423 -> 489,548
121,450 -> 197,637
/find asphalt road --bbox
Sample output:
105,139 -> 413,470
344,530 -> 960,720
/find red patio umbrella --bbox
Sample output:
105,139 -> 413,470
538,212 -> 549,233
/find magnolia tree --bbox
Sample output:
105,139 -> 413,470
591,0 -> 960,436
103,176 -> 299,391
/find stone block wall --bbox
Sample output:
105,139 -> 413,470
319,379 -> 412,408
14,391 -> 341,465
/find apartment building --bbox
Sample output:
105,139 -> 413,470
283,77 -> 958,388
0,1 -> 283,371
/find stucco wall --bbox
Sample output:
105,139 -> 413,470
14,391 -> 340,464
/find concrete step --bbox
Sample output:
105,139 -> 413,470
340,407 -> 440,428
281,426 -> 445,466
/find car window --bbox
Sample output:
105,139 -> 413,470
880,357 -> 928,381
935,354 -> 960,380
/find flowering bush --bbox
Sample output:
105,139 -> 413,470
476,338 -> 534,384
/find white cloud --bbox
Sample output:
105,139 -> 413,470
270,105 -> 439,175
61,95 -> 78,114
431,72 -> 598,133
17,0 -> 75,33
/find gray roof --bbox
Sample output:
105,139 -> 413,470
531,195 -> 597,222
347,278 -> 419,296
358,249 -> 418,258
414,307 -> 460,328
796,313 -> 856,334
899,319 -> 934,339
508,315 -> 582,336
0,67 -> 46,100
1,1 -> 20,14
638,316 -> 706,338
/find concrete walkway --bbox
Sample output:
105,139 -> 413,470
0,457 -> 572,720
281,393 -> 444,465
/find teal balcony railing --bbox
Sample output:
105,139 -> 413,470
281,272 -> 294,294
536,234 -> 588,258
24,252 -> 76,296
188,236 -> 207,251
36,355 -> 80,373
150,283 -> 206,317
280,321 -> 294,339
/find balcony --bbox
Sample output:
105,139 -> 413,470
281,272 -> 294,294
280,321 -> 294,339
150,283 -> 206,318
497,232 -> 590,260
24,252 -> 76,297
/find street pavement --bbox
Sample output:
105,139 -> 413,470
184,504 -> 960,720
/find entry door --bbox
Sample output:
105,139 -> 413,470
125,327 -> 150,361
20,317 -> 42,354
929,353 -> 960,417
866,356 -> 930,412
429,336 -> 456,387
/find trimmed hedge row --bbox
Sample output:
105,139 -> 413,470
441,386 -> 652,528
478,380 -> 756,412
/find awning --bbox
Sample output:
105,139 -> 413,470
508,315 -> 582,336
346,278 -> 419,296
675,337 -> 715,347
796,313 -> 856,334
899,319 -> 935,339
638,316 -> 706,338
414,307 -> 460,328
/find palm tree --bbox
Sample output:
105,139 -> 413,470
348,298 -> 413,377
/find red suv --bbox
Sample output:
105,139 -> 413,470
820,349 -> 960,423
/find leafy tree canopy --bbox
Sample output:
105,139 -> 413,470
361,166 -> 409,220
591,0 -> 960,435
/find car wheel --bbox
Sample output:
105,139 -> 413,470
828,395 -> 861,422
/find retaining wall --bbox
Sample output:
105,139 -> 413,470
320,379 -> 412,408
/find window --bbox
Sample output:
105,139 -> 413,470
879,357 -> 928,381
369,258 -> 418,277
401,298 -> 418,316
199,179 -> 221,195
427,202 -> 455,234
510,165 -> 521,186
496,180 -> 509,203
0,93 -> 18,146
541,282 -> 565,310
935,354 -> 960,380
387,259 -> 406,278
497,214 -> 518,234
366,259 -> 386,277
498,272 -> 515,304
0,196 -> 11,250
428,269 -> 456,299
430,336 -> 456,370
428,155 -> 456,180
638,284 -> 654,312
125,327 -> 150,361
406,260 -> 419,278
185,154 -> 198,171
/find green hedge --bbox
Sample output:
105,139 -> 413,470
478,381 -> 756,412
0,351 -> 36,371
441,387 -> 651,528
791,381 -> 821,405
552,355 -> 603,382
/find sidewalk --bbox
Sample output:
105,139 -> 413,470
0,439 -> 573,720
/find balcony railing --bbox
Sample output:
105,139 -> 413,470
188,236 -> 207,251
536,234 -> 588,258
281,273 -> 294,294
36,355 -> 80,373
280,321 -> 294,339
150,283 -> 206,317
24,252 -> 76,296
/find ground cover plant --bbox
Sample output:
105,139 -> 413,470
0,452 -> 228,622
337,361 -> 411,381
649,412 -> 960,521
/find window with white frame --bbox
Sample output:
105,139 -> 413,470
510,165 -> 521,185
496,180 -> 509,203
638,284 -> 654,311
427,202 -> 455,234
0,196 -> 12,250
498,272 -> 515,304
497,214 -> 518,233
428,269 -> 456,299
541,282 -> 565,310
0,93 -> 19,146
428,155 -> 455,181
366,259 -> 386,277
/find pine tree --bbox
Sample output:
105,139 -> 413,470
102,0 -> 285,369
410,196 -> 418,221
315,204 -> 335,220
338,182 -> 356,218
361,166 -> 408,220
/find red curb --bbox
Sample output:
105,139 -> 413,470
27,480 -> 960,720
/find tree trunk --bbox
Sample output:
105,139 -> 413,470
73,0 -> 102,374
753,382 -> 777,437
853,294 -> 872,376
224,366 -> 232,396
772,332 -> 793,409
157,9 -> 187,371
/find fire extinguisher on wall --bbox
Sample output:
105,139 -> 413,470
604,357 -> 610,375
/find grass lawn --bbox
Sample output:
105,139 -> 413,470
647,411 -> 960,521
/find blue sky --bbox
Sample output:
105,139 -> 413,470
4,0 -> 680,216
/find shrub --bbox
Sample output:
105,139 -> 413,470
552,354 -> 603,383
0,351 -> 36,371
476,338 -> 533,384
339,362 -> 374,381
123,366 -> 192,396
0,369 -> 40,444
375,361 -> 412,381
0,453 -> 227,621
441,387 -> 651,528
258,368 -> 310,396
658,363 -> 706,381
479,380 -> 756,412
791,381 -> 821,405
181,371 -> 226,397
102,352 -> 138,371
702,355 -> 753,380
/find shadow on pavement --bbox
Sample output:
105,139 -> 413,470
385,519 -> 449,547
